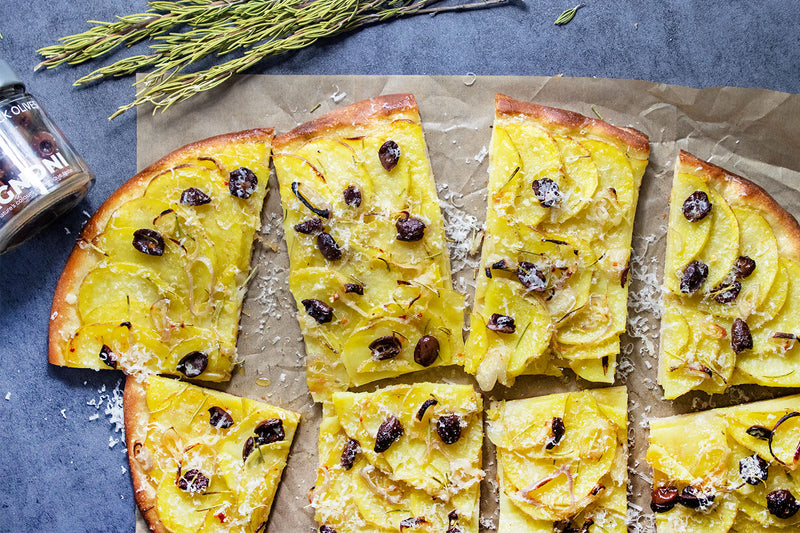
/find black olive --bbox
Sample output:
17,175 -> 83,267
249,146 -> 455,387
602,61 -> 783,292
317,232 -> 342,261
487,313 -> 515,333
228,167 -> 258,199
374,415 -> 403,453
739,454 -> 769,485
98,344 -> 117,369
176,468 -> 210,494
682,191 -> 712,222
517,261 -> 547,292
208,406 -> 234,429
416,398 -> 438,421
446,526 -> 464,533
343,185 -> 362,207
319,527 -> 338,533
677,486 -> 715,510
396,214 -> 426,242
176,351 -> 208,378
733,255 -> 756,279
132,228 -> 165,256
491,259 -> 512,271
32,131 -> 57,158
767,489 -> 800,519
254,418 -> 285,445
12,110 -> 34,130
399,517 -> 428,530
180,187 -> 212,206
301,298 -> 334,324
746,425 -> 773,440
294,218 -> 324,234
369,335 -> 402,360
714,281 -> 741,304
242,436 -> 255,461
414,335 -> 439,367
731,318 -> 753,354
340,439 -> 360,470
343,283 -> 363,295
532,178 -> 561,207
379,140 -> 401,171
679,260 -> 708,294
437,414 -> 462,445
650,486 -> 679,513
545,417 -> 565,450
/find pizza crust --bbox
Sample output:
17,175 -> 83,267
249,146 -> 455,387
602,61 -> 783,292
48,128 -> 274,367
677,150 -> 800,260
273,93 -> 418,154
123,376 -> 167,533
495,93 -> 650,160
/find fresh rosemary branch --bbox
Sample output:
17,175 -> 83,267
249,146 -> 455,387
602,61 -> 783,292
37,0 -> 511,119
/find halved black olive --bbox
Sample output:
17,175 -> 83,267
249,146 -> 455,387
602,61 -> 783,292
677,486 -> 715,510
132,228 -> 165,256
682,190 -> 712,222
714,281 -> 741,304
208,406 -> 234,429
767,489 -> 800,519
340,439 -> 360,470
176,468 -> 209,494
294,218 -> 324,234
414,335 -> 439,367
302,298 -> 333,324
733,255 -> 756,279
396,214 -> 426,242
343,283 -> 363,295
731,318 -> 753,354
680,260 -> 708,294
254,418 -> 285,445
532,178 -> 561,207
98,344 -> 117,369
739,454 -> 769,485
319,526 -> 338,533
545,417 -> 565,450
517,261 -> 547,292
399,517 -> 428,530
437,414 -> 462,445
374,415 -> 403,453
369,335 -> 402,360
242,436 -> 255,461
343,185 -> 362,207
379,140 -> 401,171
176,351 -> 208,378
180,187 -> 212,206
487,313 -> 515,333
228,167 -> 258,199
317,232 -> 342,261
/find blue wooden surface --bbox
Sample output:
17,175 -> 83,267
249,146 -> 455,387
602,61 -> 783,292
0,1 -> 798,531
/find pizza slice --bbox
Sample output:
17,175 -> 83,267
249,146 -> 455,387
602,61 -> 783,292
658,151 -> 800,398
646,393 -> 800,532
48,129 -> 273,381
486,387 -> 628,532
464,94 -> 649,389
310,383 -> 483,533
124,375 -> 300,533
272,94 -> 466,401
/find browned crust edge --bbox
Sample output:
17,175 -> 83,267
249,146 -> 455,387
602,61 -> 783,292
123,376 -> 167,533
273,93 -> 417,151
48,128 -> 275,367
495,93 -> 650,159
677,150 -> 800,261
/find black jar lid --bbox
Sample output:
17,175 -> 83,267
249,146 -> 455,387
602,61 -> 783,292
0,59 -> 24,91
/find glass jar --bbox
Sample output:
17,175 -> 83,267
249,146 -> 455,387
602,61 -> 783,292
0,58 -> 94,253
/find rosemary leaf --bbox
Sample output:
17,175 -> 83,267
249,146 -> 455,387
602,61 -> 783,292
36,0 -> 512,119
554,3 -> 584,26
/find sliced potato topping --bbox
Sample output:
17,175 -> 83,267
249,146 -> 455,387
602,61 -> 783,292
54,135 -> 272,380
130,375 -> 300,533
465,96 -> 649,389
310,383 -> 483,533
646,393 -> 800,533
273,97 -> 465,401
659,152 -> 800,398
487,387 -> 628,531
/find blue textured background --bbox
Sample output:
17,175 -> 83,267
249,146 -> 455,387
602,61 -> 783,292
0,1 -> 798,532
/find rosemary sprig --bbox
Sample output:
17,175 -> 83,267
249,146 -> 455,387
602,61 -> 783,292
37,0 -> 512,119
554,3 -> 584,25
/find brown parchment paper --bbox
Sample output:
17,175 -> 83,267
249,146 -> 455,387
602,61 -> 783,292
136,75 -> 800,533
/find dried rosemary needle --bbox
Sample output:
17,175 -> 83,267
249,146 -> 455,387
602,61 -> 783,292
37,0 -> 511,119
